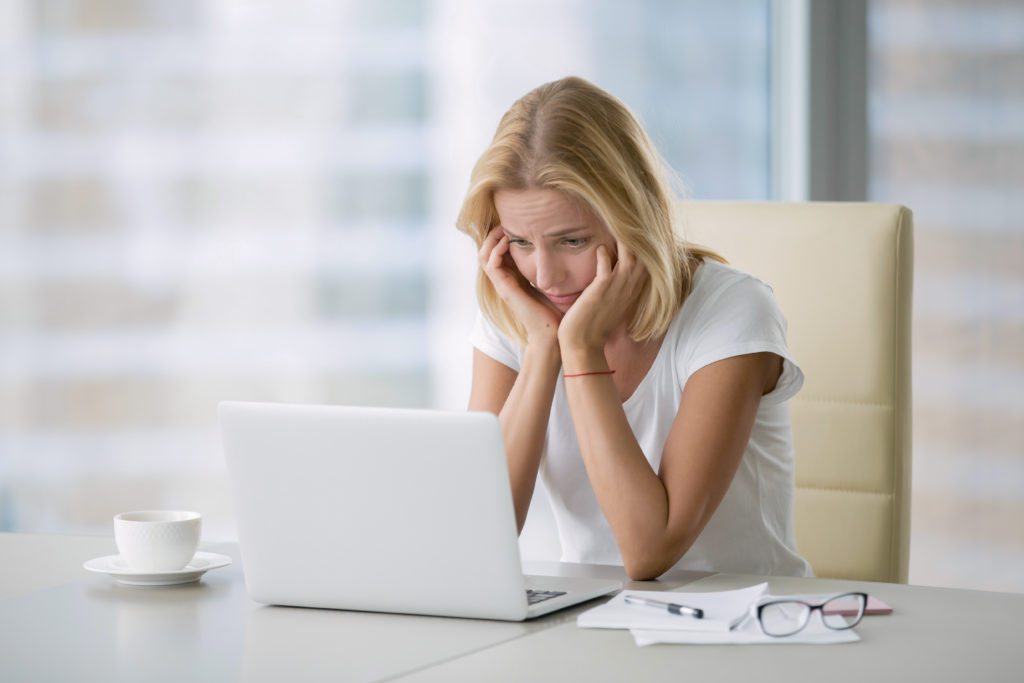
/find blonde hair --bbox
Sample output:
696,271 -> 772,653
456,76 -> 722,346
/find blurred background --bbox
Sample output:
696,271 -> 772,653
0,0 -> 1020,593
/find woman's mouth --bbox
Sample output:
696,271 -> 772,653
543,291 -> 581,308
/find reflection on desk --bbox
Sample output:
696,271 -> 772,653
243,604 -> 530,681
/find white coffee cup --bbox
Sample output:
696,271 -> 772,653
114,510 -> 202,571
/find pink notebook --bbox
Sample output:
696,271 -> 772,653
824,596 -> 893,616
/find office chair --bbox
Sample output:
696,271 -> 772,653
681,201 -> 913,583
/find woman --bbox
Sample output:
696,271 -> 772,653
457,76 -> 812,580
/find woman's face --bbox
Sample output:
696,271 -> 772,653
493,188 -> 616,313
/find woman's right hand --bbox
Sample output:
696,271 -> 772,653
479,227 -> 562,346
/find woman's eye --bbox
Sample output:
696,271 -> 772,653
563,238 -> 588,248
508,238 -> 529,248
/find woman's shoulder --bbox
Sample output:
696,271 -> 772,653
667,259 -> 786,348
471,309 -> 523,371
664,259 -> 796,385
683,260 -> 776,318
693,259 -> 767,293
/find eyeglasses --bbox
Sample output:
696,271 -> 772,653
753,592 -> 868,637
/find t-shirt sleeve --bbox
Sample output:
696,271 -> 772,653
681,274 -> 804,405
470,310 -> 523,372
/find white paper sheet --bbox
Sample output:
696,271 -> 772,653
577,583 -> 769,633
580,585 -> 865,645
631,590 -> 865,645
632,612 -> 861,646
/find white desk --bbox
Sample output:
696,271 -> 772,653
1,532 -> 1022,682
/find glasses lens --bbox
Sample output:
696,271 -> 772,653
821,593 -> 867,630
759,601 -> 810,636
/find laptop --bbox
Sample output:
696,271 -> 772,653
219,401 -> 621,620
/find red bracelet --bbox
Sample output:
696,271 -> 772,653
563,370 -> 616,378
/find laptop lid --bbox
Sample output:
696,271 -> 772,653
219,401 -> 619,621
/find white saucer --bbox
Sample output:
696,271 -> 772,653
83,552 -> 232,586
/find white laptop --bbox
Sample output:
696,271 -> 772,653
219,401 -> 621,621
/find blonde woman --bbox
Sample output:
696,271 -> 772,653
459,77 -> 812,580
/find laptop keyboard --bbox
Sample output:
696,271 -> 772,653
526,589 -> 567,605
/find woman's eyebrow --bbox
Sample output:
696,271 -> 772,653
501,226 -> 588,240
547,226 -> 588,238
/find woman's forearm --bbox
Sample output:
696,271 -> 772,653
562,373 -> 682,577
562,348 -> 773,580
499,338 -> 562,533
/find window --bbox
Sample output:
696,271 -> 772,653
0,0 -> 772,540
868,0 -> 1024,592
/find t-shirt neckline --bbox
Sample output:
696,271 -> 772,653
621,261 -> 708,409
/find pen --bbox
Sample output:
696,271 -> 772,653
623,594 -> 704,619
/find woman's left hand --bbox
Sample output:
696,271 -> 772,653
558,240 -> 646,358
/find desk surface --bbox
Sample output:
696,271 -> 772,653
1,532 -> 1021,682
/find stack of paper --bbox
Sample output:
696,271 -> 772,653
577,583 -> 861,646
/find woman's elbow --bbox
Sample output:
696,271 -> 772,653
621,536 -> 694,581
624,564 -> 661,582
622,551 -> 677,581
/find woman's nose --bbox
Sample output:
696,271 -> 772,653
532,249 -> 563,290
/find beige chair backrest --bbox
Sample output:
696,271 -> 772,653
680,201 -> 913,583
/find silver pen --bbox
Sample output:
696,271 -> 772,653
623,594 -> 704,618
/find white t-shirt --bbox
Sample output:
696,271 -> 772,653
471,261 -> 813,577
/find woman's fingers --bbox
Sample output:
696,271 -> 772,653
616,238 -> 632,267
480,229 -> 537,304
595,244 -> 612,281
478,228 -> 503,266
478,229 -> 562,337
598,241 -> 631,294
612,240 -> 644,297
487,235 -> 506,271
614,238 -> 636,280
480,230 -> 515,289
